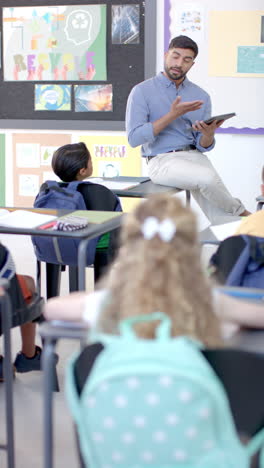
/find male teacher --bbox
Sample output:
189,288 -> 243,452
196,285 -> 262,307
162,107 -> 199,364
125,35 -> 250,222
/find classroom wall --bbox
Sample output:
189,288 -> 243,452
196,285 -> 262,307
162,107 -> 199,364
156,0 -> 264,217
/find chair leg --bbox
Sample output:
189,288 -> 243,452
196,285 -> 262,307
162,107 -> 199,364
69,266 -> 79,292
46,263 -> 62,299
42,339 -> 58,468
0,290 -> 15,468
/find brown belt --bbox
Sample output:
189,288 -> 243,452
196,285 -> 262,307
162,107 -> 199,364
146,145 -> 196,163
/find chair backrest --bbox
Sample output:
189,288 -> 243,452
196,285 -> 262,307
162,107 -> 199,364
256,195 -> 264,211
209,235 -> 264,288
66,313 -> 264,468
32,181 -> 122,267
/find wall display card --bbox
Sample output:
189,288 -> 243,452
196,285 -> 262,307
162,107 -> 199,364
16,143 -> 40,168
3,5 -> 106,81
19,174 -> 39,197
35,85 -> 71,110
168,1 -> 204,44
79,134 -> 141,177
40,146 -> 57,166
94,144 -> 127,158
98,160 -> 121,177
74,84 -> 113,111
111,4 -> 140,44
237,46 -> 264,73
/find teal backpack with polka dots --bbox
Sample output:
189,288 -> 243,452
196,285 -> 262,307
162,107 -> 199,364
66,312 -> 264,468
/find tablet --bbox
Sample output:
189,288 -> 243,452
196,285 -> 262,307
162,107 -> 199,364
204,112 -> 236,125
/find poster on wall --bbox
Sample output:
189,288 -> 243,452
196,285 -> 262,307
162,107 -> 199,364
111,5 -> 140,44
3,5 -> 106,81
35,85 -> 71,110
74,84 -> 113,111
168,1 -> 204,46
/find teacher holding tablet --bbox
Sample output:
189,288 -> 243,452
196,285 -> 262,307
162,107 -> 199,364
126,35 -> 250,222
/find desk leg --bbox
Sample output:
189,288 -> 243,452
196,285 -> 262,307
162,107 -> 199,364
78,238 -> 91,291
2,294 -> 15,468
42,339 -> 57,468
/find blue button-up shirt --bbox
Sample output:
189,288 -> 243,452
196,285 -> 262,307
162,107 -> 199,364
126,72 -> 215,157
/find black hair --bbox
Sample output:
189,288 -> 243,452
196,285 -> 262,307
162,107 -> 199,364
52,142 -> 91,182
168,35 -> 198,58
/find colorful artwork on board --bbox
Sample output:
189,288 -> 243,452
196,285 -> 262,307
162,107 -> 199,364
74,84 -> 113,111
94,144 -> 127,158
112,5 -> 140,44
40,146 -> 57,165
3,5 -> 106,81
35,85 -> 71,110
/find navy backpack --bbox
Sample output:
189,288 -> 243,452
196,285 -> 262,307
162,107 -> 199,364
31,180 -> 120,267
209,235 -> 264,288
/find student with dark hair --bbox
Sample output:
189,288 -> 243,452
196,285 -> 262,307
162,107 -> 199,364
48,142 -> 122,280
52,142 -> 93,183
126,35 -> 250,223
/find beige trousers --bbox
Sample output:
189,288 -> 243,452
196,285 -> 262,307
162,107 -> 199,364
147,150 -> 245,224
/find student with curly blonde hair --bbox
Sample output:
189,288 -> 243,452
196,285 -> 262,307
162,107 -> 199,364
45,193 -> 221,347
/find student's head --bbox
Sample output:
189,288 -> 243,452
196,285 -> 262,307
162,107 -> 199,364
261,166 -> 264,196
98,194 -> 221,347
52,142 -> 93,182
164,35 -> 198,82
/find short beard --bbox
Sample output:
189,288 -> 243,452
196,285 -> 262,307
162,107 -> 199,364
164,65 -> 186,82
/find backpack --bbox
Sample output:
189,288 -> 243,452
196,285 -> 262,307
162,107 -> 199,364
66,312 -> 264,468
31,180 -> 101,266
209,235 -> 264,288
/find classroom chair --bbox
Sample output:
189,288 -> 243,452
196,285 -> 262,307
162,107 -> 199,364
34,182 -> 121,299
256,195 -> 264,211
0,278 -> 44,468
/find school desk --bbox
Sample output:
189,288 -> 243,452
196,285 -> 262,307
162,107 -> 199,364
0,207 -> 123,292
89,176 -> 191,204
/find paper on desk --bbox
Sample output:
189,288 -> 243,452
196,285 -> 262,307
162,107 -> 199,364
210,220 -> 242,241
88,178 -> 138,190
60,210 -> 123,224
0,210 -> 56,228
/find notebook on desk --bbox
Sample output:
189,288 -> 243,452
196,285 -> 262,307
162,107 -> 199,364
0,209 -> 56,228
58,210 -> 123,224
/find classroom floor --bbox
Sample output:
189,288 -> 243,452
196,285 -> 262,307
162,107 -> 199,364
0,219 -> 217,468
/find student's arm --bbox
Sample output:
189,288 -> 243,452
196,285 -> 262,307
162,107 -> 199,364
44,289 -> 109,326
213,289 -> 264,328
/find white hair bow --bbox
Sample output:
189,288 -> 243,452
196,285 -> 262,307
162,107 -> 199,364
141,216 -> 176,242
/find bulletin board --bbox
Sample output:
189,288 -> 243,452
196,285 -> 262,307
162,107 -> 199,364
12,133 -> 71,206
164,0 -> 264,133
0,0 -> 157,130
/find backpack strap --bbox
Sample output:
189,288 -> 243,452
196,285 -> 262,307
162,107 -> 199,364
246,427 -> 264,465
119,312 -> 172,340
